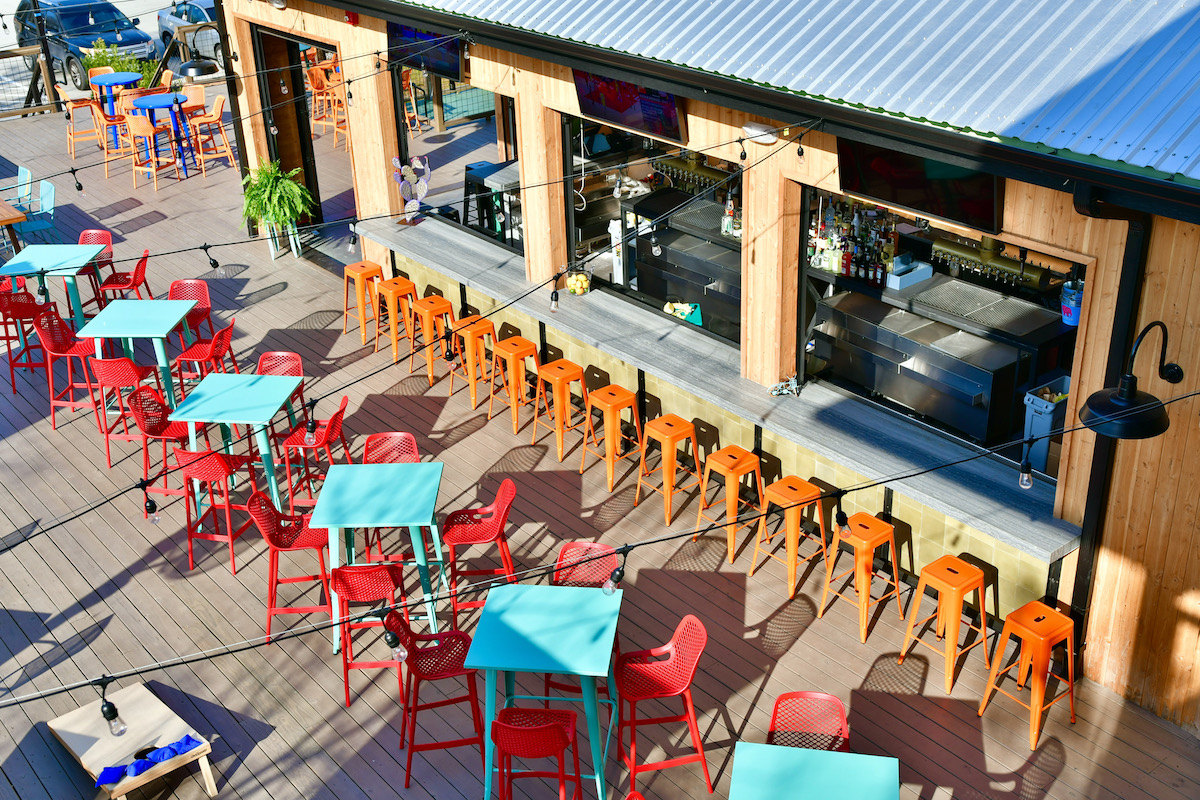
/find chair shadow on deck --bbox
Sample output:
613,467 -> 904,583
0,609 -> 112,690
851,654 -> 1065,799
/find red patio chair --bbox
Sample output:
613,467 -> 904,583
99,248 -> 154,300
330,564 -> 408,707
442,479 -> 518,629
767,691 -> 850,751
78,229 -> 114,280
175,446 -> 259,575
256,350 -> 307,449
616,614 -> 713,794
167,279 -> 215,348
173,317 -> 239,398
128,386 -> 205,507
543,542 -> 619,702
491,707 -> 582,800
65,230 -> 106,319
246,491 -> 331,641
382,610 -> 484,787
281,395 -> 353,513
0,290 -> 50,394
89,356 -> 161,468
361,431 -> 420,562
31,308 -> 96,429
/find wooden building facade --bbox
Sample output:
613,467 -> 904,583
219,0 -> 1200,733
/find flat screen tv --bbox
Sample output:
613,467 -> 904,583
386,22 -> 461,82
572,69 -> 686,145
837,139 -> 1004,234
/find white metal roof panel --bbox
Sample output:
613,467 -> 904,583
395,0 -> 1200,181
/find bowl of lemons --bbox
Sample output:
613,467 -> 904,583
565,267 -> 592,295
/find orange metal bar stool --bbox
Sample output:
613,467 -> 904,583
899,554 -> 991,693
532,359 -> 588,462
819,511 -> 904,642
748,475 -> 828,598
487,336 -> 540,434
448,315 -> 495,409
634,414 -> 700,525
409,295 -> 455,386
372,275 -> 417,362
694,445 -> 765,563
580,384 -> 642,491
342,261 -> 383,345
978,600 -> 1075,749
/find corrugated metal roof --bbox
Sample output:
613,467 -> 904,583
395,0 -> 1200,182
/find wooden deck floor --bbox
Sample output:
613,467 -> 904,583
1,113 -> 1199,800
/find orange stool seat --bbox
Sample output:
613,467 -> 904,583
978,600 -> 1075,749
372,275 -> 417,362
448,316 -> 495,409
819,512 -> 904,642
899,554 -> 991,693
748,475 -> 828,598
488,336 -> 540,434
634,414 -> 700,525
532,359 -> 588,462
410,296 -> 455,386
342,261 -> 383,345
580,384 -> 642,492
694,444 -> 765,564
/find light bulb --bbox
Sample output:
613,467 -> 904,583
835,510 -> 851,537
1019,458 -> 1033,490
269,125 -> 279,136
383,629 -> 408,662
347,91 -> 354,107
550,289 -> 560,312
613,182 -> 621,199
145,497 -> 159,524
602,578 -> 617,596
651,236 -> 662,257
100,700 -> 127,736
279,77 -> 288,94
797,143 -> 805,165
304,418 -> 317,446
603,565 -> 625,595
347,232 -> 358,253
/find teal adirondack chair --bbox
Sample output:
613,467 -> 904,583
13,180 -> 61,245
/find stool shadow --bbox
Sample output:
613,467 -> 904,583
956,551 -> 1002,630
581,484 -> 637,533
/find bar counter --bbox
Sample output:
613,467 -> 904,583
361,216 -> 1081,564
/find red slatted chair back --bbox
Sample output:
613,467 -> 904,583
174,447 -> 237,483
210,318 -> 238,371
491,709 -> 572,759
78,229 -> 113,273
0,277 -> 27,292
322,395 -> 350,445
767,691 -> 850,751
131,249 -> 150,285
128,386 -> 174,436
32,308 -> 81,355
443,478 -> 517,546
89,356 -> 143,388
257,350 -> 303,377
362,432 -> 419,464
1,291 -> 48,322
168,279 -> 211,314
330,564 -> 406,605
246,491 -> 317,549
552,541 -> 618,587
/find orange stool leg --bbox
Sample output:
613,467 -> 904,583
551,377 -> 571,462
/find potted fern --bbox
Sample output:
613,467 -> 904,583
241,160 -> 315,258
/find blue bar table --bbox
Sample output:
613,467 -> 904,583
466,583 -> 622,800
169,373 -> 301,509
132,92 -> 193,177
77,299 -> 196,408
728,742 -> 900,800
90,71 -> 143,147
309,462 -> 447,650
0,243 -> 106,329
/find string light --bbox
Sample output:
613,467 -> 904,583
1019,440 -> 1034,490
347,223 -> 358,254
651,234 -> 662,257
97,677 -> 127,736
69,168 -> 83,195
549,289 -> 560,312
442,327 -> 456,362
602,545 -> 631,595
739,138 -> 747,161
279,77 -> 288,95
304,400 -> 318,446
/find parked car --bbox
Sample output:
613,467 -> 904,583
156,0 -> 223,69
14,0 -> 155,90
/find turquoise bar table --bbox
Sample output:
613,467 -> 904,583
466,584 -> 622,800
309,462 -> 447,651
169,373 -> 301,509
77,299 -> 196,408
728,742 -> 900,800
0,243 -> 105,329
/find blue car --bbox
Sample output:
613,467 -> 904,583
15,0 -> 156,91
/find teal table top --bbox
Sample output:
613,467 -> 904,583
728,742 -> 900,800
169,373 -> 301,426
0,244 -> 105,277
465,584 -> 623,678
77,299 -> 195,339
309,463 -> 443,529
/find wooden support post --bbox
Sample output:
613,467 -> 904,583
514,94 -> 566,284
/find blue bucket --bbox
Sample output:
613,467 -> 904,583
1061,281 -> 1083,326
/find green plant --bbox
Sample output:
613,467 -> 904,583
81,40 -> 157,89
241,160 -> 315,229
